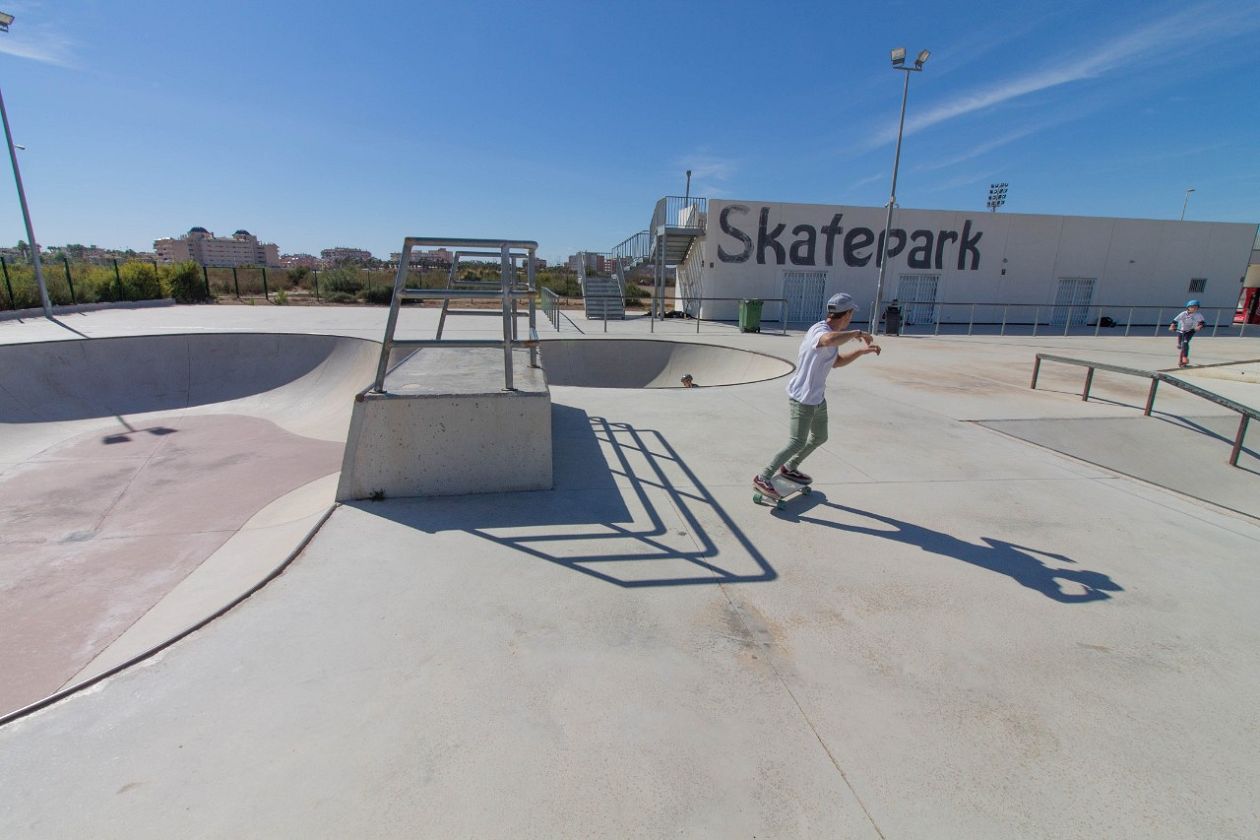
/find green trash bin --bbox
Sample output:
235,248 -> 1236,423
739,298 -> 764,333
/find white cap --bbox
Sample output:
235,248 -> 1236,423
826,293 -> 857,315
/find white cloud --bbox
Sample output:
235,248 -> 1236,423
871,2 -> 1259,146
915,126 -> 1042,172
0,6 -> 79,68
674,153 -> 738,187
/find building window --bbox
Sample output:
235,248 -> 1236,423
1188,278 -> 1206,293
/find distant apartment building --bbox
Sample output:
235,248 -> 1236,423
567,252 -> 607,273
321,247 -> 373,264
155,228 -> 280,267
389,247 -> 454,267
280,253 -> 322,269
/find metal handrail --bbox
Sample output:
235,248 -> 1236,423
611,230 -> 651,266
883,300 -> 1251,337
1030,353 -> 1257,466
651,196 -> 708,233
541,287 -> 560,332
372,237 -> 539,393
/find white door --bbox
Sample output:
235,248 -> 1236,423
896,274 -> 940,325
1052,277 -> 1095,326
782,271 -> 827,324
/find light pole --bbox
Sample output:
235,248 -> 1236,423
1180,187 -> 1195,221
987,182 -> 1008,212
0,11 -> 51,316
873,47 -> 929,334
684,169 -> 691,203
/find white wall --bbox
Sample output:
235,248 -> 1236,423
691,199 -> 1256,324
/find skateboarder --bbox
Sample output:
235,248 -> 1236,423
753,292 -> 880,500
1168,299 -> 1205,367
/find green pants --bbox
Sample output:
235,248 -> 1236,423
761,399 -> 828,479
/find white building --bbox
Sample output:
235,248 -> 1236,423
673,199 -> 1257,326
155,228 -> 280,267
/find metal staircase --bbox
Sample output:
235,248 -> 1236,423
576,253 -> 625,320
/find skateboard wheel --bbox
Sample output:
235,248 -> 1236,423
775,500 -> 785,511
753,493 -> 762,504
802,486 -> 812,495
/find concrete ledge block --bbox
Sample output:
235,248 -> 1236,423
336,348 -> 552,500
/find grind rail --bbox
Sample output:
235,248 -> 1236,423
1030,353 -> 1258,467
372,237 -> 540,393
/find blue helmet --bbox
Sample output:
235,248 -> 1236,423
1186,299 -> 1200,308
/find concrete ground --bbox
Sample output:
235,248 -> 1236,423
0,303 -> 1258,839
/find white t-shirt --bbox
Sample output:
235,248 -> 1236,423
1172,310 -> 1204,332
785,321 -> 840,405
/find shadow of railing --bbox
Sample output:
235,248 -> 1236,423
351,404 -> 776,587
773,495 -> 1122,604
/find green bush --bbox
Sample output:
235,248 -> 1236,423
359,286 -> 393,305
117,261 -> 163,301
324,291 -> 356,304
163,261 -> 211,303
320,266 -> 363,295
273,289 -> 289,305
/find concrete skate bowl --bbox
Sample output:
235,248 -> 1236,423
0,332 -> 380,717
539,339 -> 792,388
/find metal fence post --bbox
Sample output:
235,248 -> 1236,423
202,264 -> 210,298
1030,355 -> 1041,389
232,266 -> 240,298
1094,306 -> 1102,336
1144,378 -> 1159,415
1032,306 -> 1039,337
968,303 -> 976,335
1230,415 -> 1249,467
313,269 -> 320,301
1124,307 -> 1133,337
1211,308 -> 1222,337
62,254 -> 76,304
0,256 -> 12,308
1153,308 -> 1162,337
112,258 -> 122,299
1081,367 -> 1094,400
262,267 -> 269,301
1000,304 -> 1008,336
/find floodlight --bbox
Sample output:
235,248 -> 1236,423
915,49 -> 931,68
0,12 -> 13,31
890,47 -> 906,66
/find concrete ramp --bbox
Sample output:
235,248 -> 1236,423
0,332 -> 379,715
539,338 -> 792,388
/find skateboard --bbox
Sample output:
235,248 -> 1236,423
753,474 -> 812,510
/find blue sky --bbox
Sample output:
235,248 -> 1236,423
0,0 -> 1256,265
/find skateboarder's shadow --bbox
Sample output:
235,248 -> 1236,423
780,493 -> 1122,604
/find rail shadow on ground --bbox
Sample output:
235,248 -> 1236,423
350,403 -> 776,587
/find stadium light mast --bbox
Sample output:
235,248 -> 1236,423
873,47 -> 929,334
987,182 -> 1008,212
0,11 -> 51,317
1180,187 -> 1195,221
